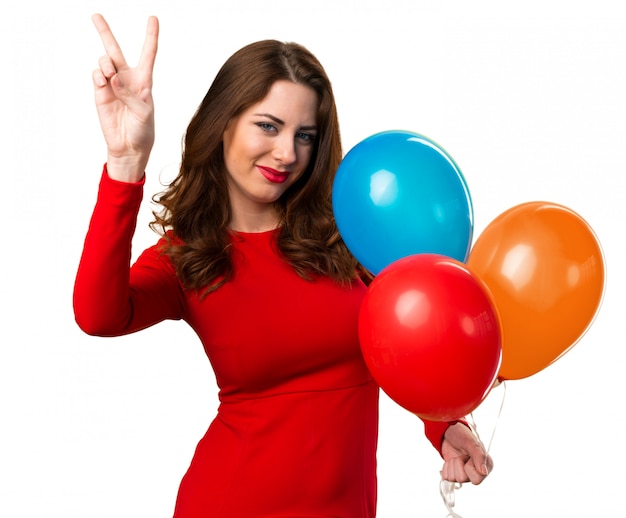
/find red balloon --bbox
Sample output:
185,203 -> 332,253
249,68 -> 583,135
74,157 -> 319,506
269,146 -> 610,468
359,254 -> 502,421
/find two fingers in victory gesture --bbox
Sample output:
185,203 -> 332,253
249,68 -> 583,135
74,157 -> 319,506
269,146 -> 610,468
92,13 -> 159,182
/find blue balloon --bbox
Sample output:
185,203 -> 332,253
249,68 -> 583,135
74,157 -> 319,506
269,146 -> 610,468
332,130 -> 473,274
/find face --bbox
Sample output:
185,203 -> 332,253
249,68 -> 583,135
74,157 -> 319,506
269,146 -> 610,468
222,80 -> 319,231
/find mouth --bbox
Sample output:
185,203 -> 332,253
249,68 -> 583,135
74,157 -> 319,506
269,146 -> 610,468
257,166 -> 290,184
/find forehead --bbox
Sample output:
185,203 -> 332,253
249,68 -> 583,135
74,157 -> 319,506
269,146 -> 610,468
248,80 -> 319,124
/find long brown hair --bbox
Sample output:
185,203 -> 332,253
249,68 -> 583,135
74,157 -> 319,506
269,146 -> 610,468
151,40 -> 363,295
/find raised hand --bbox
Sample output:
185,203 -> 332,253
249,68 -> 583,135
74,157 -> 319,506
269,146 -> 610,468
92,13 -> 159,182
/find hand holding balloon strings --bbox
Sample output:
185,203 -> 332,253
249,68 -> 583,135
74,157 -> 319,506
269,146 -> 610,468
439,381 -> 508,518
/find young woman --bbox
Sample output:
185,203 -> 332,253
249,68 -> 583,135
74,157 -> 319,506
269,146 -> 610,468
74,14 -> 493,517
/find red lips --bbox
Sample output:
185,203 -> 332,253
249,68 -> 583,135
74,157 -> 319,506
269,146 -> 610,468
257,166 -> 290,184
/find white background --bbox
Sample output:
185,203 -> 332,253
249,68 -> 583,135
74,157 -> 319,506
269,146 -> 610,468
1,0 -> 624,516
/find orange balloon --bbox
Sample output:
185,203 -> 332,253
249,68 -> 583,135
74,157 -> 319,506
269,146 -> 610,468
467,202 -> 605,380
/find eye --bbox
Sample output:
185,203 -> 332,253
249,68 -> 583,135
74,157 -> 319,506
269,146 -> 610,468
297,131 -> 317,144
256,122 -> 278,133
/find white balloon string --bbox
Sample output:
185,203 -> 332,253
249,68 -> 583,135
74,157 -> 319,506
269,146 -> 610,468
439,479 -> 463,518
438,380 -> 507,517
469,380 -> 507,454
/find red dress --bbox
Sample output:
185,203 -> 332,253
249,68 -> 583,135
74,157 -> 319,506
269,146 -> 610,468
74,168 -> 452,517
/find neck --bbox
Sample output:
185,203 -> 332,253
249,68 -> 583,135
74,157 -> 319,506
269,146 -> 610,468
229,209 -> 281,233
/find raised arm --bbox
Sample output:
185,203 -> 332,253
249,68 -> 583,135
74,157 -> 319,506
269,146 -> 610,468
91,13 -> 159,182
74,15 -> 183,336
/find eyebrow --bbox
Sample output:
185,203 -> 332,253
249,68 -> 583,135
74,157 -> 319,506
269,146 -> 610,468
253,113 -> 318,131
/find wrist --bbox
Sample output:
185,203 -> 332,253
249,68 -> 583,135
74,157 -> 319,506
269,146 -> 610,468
105,154 -> 148,183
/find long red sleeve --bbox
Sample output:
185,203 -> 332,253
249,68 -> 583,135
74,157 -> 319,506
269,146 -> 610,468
73,166 -> 184,336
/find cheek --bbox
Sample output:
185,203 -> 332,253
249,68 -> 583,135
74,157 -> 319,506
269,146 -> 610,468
222,135 -> 237,171
288,150 -> 314,186
223,150 -> 239,175
297,147 -> 314,171
224,138 -> 257,174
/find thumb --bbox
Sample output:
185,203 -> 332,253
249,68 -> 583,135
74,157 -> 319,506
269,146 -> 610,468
472,447 -> 492,476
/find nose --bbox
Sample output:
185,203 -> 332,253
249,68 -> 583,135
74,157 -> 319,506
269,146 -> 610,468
273,134 -> 297,165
